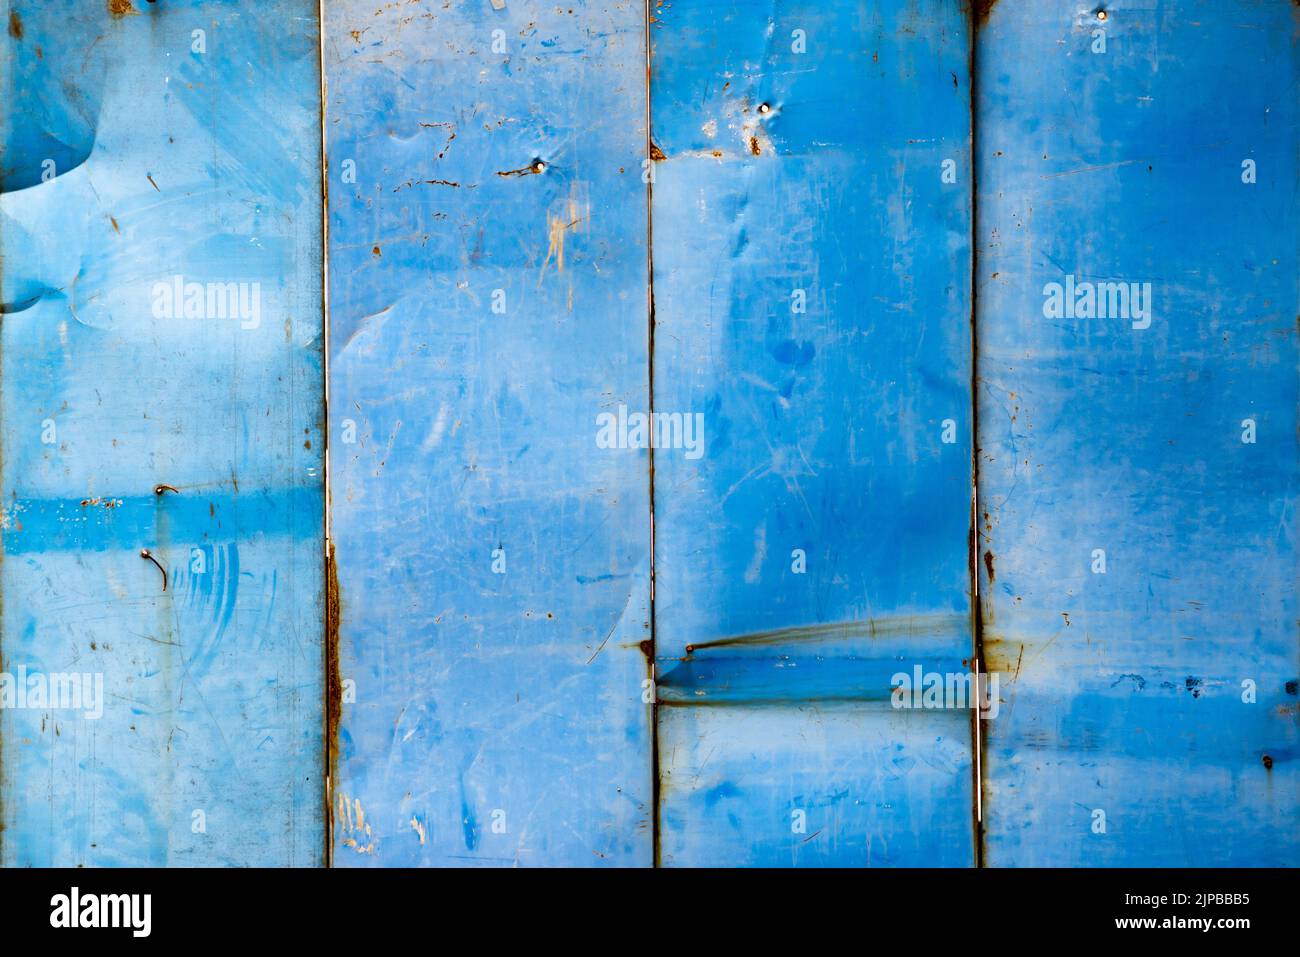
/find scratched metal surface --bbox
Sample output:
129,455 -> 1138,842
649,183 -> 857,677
0,0 -> 325,865
976,0 -> 1300,865
324,1 -> 654,865
650,0 -> 976,865
5,0 -> 1292,871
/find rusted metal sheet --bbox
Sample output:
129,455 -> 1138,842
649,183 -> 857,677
324,1 -> 654,865
649,0 -> 977,865
0,0 -> 325,865
976,0 -> 1300,865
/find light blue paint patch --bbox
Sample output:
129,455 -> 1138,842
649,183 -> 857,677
976,0 -> 1300,867
0,0 -> 324,866
659,704 -> 973,867
325,0 -> 653,867
650,0 -> 976,865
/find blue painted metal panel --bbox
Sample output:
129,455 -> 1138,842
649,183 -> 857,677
324,0 -> 654,866
976,0 -> 1300,866
0,0 -> 325,866
3,0 -> 1289,871
650,0 -> 976,865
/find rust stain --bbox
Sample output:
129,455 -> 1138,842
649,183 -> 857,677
649,141 -> 666,162
1262,754 -> 1273,771
7,10 -> 22,39
684,613 -> 968,654
107,0 -> 138,17
748,136 -> 761,156
983,624 -> 1084,685
982,549 -> 995,583
146,174 -> 159,192
79,497 -> 123,508
497,160 -> 544,178
391,178 -> 464,192
416,120 -> 456,160
972,0 -> 999,26
325,543 -> 343,864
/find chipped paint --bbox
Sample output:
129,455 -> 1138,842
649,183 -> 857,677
540,196 -> 585,281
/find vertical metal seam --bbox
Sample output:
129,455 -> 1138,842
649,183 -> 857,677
0,0 -> 6,862
968,2 -> 987,869
0,9 -> 5,859
317,0 -> 334,870
644,0 -> 661,870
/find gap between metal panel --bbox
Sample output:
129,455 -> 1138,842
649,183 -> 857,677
643,0 -> 662,870
969,6 -> 988,869
317,0 -> 335,871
